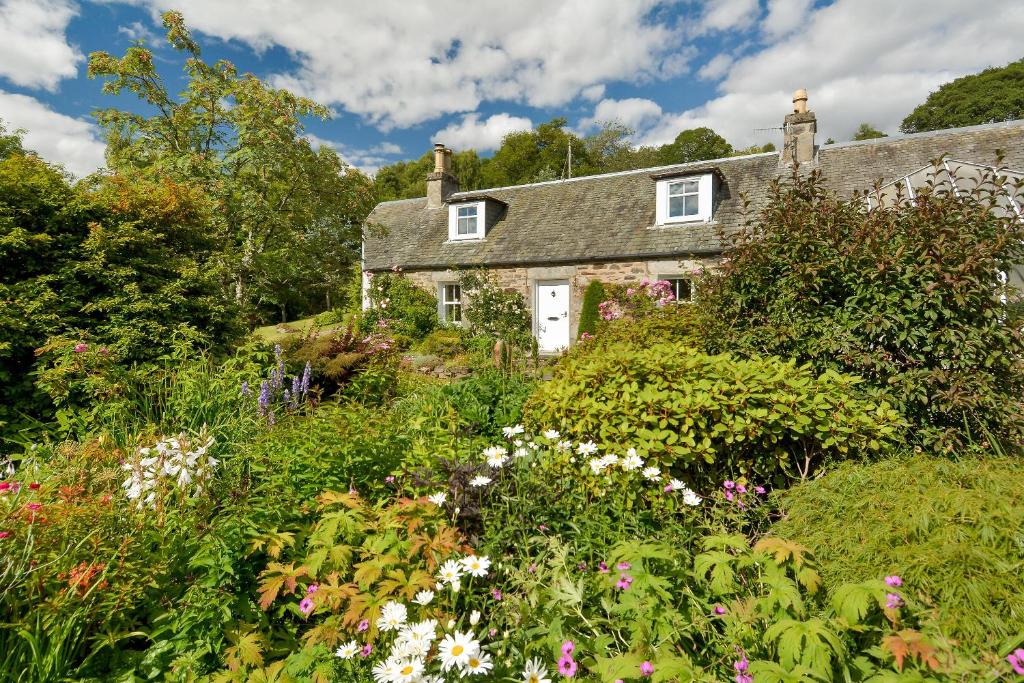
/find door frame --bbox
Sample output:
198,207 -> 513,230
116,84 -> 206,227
533,279 -> 571,353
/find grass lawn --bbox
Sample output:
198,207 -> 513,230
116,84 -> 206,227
253,313 -> 353,342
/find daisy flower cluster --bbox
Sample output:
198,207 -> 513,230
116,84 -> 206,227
121,430 -> 217,508
581,444 -> 702,505
436,553 -> 492,593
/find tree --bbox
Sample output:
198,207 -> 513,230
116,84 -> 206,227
658,127 -> 734,165
901,58 -> 1024,133
87,11 -> 375,324
483,118 -> 595,187
852,123 -> 887,141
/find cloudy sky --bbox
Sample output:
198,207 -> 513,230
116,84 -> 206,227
0,0 -> 1021,177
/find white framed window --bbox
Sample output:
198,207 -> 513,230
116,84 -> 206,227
448,201 -> 486,241
439,283 -> 462,323
660,276 -> 694,303
655,174 -> 713,224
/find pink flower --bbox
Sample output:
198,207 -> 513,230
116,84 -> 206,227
616,562 -> 631,570
385,475 -> 395,483
299,597 -> 315,614
736,484 -> 747,494
640,661 -> 654,676
28,482 -> 40,490
884,575 -> 903,587
26,503 -> 41,511
734,653 -> 752,683
99,347 -> 109,355
528,563 -> 537,573
724,491 -> 734,502
359,643 -> 372,657
307,584 -> 319,594
723,480 -> 735,489
538,524 -> 548,531
0,531 -> 9,539
489,628 -> 497,637
714,604 -> 727,615
1006,648 -> 1024,675
579,332 -> 593,341
885,593 -> 903,609
561,640 -> 575,656
491,588 -> 502,601
357,619 -> 369,632
0,482 -> 9,492
663,484 -> 673,493
73,343 -> 88,353
754,485 -> 766,495
615,574 -> 634,590
557,655 -> 577,677
598,561 -> 609,574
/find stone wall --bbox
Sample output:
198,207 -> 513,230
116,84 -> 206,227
393,255 -> 722,346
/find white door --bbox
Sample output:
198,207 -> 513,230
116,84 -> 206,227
536,281 -> 570,352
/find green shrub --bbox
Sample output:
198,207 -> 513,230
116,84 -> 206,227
360,271 -> 437,340
697,168 -> 1024,454
772,454 -> 1024,653
418,327 -> 467,358
458,269 -> 532,351
573,305 -> 703,355
313,309 -> 346,326
283,322 -> 394,396
525,342 -> 903,486
577,279 -> 605,338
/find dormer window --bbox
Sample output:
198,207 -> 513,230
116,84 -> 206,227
655,173 -> 714,225
448,200 -> 486,241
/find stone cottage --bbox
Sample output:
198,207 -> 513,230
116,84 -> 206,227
362,91 -> 1024,353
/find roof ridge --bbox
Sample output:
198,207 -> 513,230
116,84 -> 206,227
822,118 -> 1024,151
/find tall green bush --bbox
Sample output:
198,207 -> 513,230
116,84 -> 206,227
577,279 -> 605,338
773,454 -> 1024,654
360,271 -> 437,340
525,341 -> 903,485
697,168 -> 1024,454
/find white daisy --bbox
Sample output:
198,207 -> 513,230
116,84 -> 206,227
669,478 -> 686,491
588,457 -> 606,475
377,601 -> 408,631
449,578 -> 461,593
469,475 -> 492,487
555,440 -> 572,452
437,631 -> 479,671
642,466 -> 661,481
621,452 -> 644,471
408,619 -> 438,643
413,590 -> 435,606
682,489 -> 703,506
522,658 -> 552,683
438,559 -> 463,585
372,657 -> 402,683
427,491 -> 447,506
335,640 -> 359,659
513,438 -> 524,447
483,446 -> 508,468
502,425 -> 525,439
513,446 -> 529,458
469,609 -> 481,625
463,651 -> 493,676
601,454 -> 619,468
461,554 -> 491,577
576,440 -> 598,456
543,429 -> 560,439
392,657 -> 424,683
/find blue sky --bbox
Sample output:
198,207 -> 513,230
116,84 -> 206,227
0,0 -> 1021,177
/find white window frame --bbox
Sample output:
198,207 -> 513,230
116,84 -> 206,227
448,201 -> 486,241
655,174 -> 714,225
659,275 -> 695,303
438,282 -> 463,324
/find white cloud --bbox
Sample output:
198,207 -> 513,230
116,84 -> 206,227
433,112 -> 533,151
642,0 -> 1024,149
117,20 -> 160,44
761,0 -> 813,39
0,0 -> 82,90
697,0 -> 760,34
305,133 -> 402,175
580,84 -> 606,102
697,53 -> 733,81
580,98 -> 663,134
0,90 -> 106,176
118,0 -> 684,130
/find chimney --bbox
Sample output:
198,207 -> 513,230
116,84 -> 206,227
781,88 -> 817,166
426,142 -> 459,208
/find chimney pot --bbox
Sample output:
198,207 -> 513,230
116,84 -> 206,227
781,88 -> 816,166
427,143 -> 459,208
433,143 -> 446,173
792,88 -> 808,114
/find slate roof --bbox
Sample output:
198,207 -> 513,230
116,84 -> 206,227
363,119 -> 1024,272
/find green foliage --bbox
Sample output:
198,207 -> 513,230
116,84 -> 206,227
658,126 -> 734,164
852,123 -> 888,140
573,305 -> 704,356
773,454 -> 1024,653
526,342 -> 903,485
283,322 -> 394,397
697,168 -> 1024,453
87,11 -> 375,324
458,270 -> 532,351
417,327 -> 468,358
577,280 -> 605,338
360,272 -> 437,340
901,58 -> 1024,133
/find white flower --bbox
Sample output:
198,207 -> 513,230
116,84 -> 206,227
483,446 -> 508,468
469,475 -> 492,487
427,492 -> 447,506
502,425 -> 525,439
576,440 -> 598,456
528,441 -> 540,450
642,466 -> 661,481
438,559 -> 464,585
588,457 -> 607,475
408,619 -> 438,643
469,609 -> 481,625
449,578 -> 461,593
461,554 -> 491,577
543,429 -> 560,440
393,658 -> 424,682
437,631 -> 479,671
377,601 -> 408,631
621,452 -> 644,471
682,489 -> 703,506
413,590 -> 435,606
555,440 -> 572,452
513,446 -> 529,458
463,651 -> 494,676
522,658 -> 552,683
335,640 -> 359,659
372,657 -> 401,683
513,438 -> 524,447
669,478 -> 686,492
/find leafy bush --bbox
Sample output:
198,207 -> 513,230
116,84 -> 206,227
417,327 -> 468,358
283,322 -> 395,396
697,168 -> 1024,454
458,269 -> 532,351
577,279 -> 605,338
772,454 -> 1024,654
570,304 -> 703,356
360,271 -> 437,340
525,342 -> 903,486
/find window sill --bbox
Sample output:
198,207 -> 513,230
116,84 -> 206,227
649,218 -> 716,229
445,236 -> 485,243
